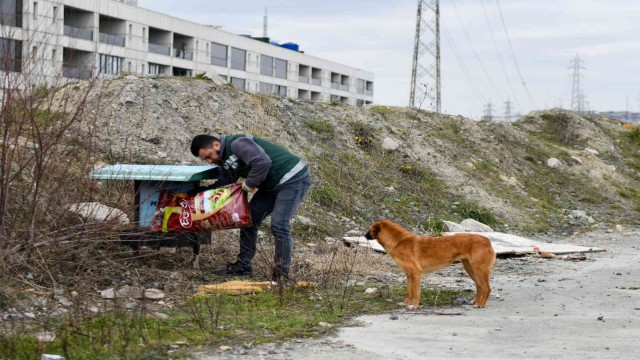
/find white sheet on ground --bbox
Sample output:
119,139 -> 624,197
342,232 -> 605,255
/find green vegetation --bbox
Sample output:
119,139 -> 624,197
1,286 -> 469,360
302,118 -> 335,137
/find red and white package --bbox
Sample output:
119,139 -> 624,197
151,184 -> 252,232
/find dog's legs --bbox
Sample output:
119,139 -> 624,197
461,259 -> 481,306
407,266 -> 422,309
402,270 -> 413,306
466,258 -> 493,308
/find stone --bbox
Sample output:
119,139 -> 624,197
584,148 -> 599,156
443,221 -> 466,233
117,285 -> 144,299
36,331 -> 56,342
100,288 -> 115,299
546,158 -> 561,168
345,230 -> 362,237
364,287 -> 378,294
382,137 -> 400,151
571,156 -> 583,165
460,219 -> 493,232
296,215 -> 315,226
66,202 -> 130,225
144,288 -> 165,300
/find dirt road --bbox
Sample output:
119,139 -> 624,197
199,230 -> 640,359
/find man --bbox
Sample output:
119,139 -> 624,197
189,134 -> 311,283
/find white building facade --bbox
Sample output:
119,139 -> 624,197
0,0 -> 374,106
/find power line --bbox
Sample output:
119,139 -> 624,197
451,0 -> 504,102
442,24 -> 487,108
479,0 -> 522,112
494,0 -> 536,110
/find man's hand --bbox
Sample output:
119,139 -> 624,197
173,193 -> 189,200
242,180 -> 256,194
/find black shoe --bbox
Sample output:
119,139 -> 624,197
271,267 -> 293,286
215,261 -> 253,276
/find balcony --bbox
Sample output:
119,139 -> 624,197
366,89 -> 373,96
174,48 -> 193,60
99,32 -> 125,47
64,25 -> 93,41
340,84 -> 349,91
331,82 -> 339,90
298,75 -> 308,84
63,67 -> 92,79
311,78 -> 321,86
149,43 -> 170,56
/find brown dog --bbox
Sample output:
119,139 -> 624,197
365,220 -> 496,308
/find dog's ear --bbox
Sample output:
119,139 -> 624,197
365,222 -> 380,240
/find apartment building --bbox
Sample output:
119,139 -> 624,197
0,0 -> 374,106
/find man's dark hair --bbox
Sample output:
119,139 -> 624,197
190,134 -> 219,157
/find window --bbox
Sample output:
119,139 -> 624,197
142,27 -> 146,43
149,62 -> 163,75
274,84 -> 286,97
230,48 -> 246,71
99,53 -> 123,75
52,6 -> 58,22
129,24 -> 132,40
230,77 -> 245,90
0,0 -> 23,27
260,55 -> 273,76
274,58 -> 287,79
211,43 -> 227,67
259,82 -> 272,94
0,38 -> 22,72
32,2 -> 37,20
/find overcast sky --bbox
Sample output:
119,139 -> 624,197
138,0 -> 640,119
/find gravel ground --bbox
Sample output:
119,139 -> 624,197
193,229 -> 640,359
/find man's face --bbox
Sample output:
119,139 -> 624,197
198,142 -> 221,164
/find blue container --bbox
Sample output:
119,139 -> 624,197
281,42 -> 299,51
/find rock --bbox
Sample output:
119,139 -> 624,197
41,355 -> 65,360
100,288 -> 115,299
452,297 -> 469,306
151,312 -> 170,320
546,158 -> 561,168
144,288 -> 165,300
318,322 -> 332,327
382,137 -> 400,151
36,331 -> 56,342
56,296 -> 72,307
88,305 -> 100,313
571,156 -> 583,165
203,71 -> 225,85
296,215 -> 315,226
124,75 -> 139,80
569,210 -> 587,218
345,230 -> 362,237
66,202 -> 130,225
460,219 -> 493,232
364,287 -> 378,294
584,148 -> 599,156
384,186 -> 396,193
443,221 -> 466,233
117,285 -> 144,299
219,346 -> 232,351
389,314 -> 399,320
616,224 -> 623,232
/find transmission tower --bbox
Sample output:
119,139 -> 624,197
482,102 -> 494,122
409,0 -> 441,113
569,54 -> 586,113
503,99 -> 513,122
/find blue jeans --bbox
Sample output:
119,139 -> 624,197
237,174 -> 311,271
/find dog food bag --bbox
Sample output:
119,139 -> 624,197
151,183 -> 252,232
